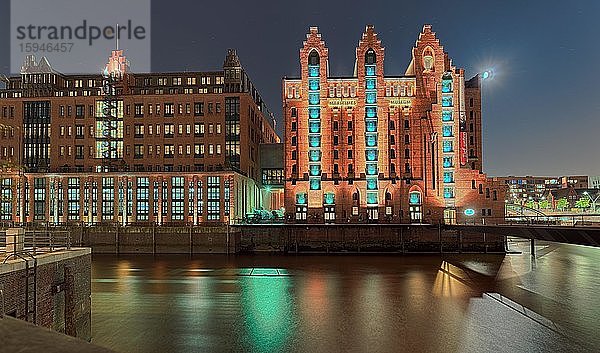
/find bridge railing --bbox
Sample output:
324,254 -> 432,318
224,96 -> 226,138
459,214 -> 600,227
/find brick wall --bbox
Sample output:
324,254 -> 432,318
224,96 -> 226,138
0,249 -> 91,341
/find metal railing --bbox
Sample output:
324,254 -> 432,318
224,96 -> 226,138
0,227 -> 73,261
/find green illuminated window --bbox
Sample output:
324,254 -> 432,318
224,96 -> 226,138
443,157 -> 453,168
442,79 -> 452,93
309,164 -> 321,176
309,92 -> 320,105
324,193 -> 335,205
444,187 -> 455,199
367,192 -> 378,205
366,120 -> 377,132
442,111 -> 452,121
309,150 -> 321,162
442,96 -> 452,107
366,107 -> 377,118
309,107 -> 320,119
310,178 -> 321,190
366,134 -> 377,147
409,191 -> 421,205
443,140 -> 453,153
366,78 -> 376,90
309,135 -> 320,147
296,193 -> 307,205
442,125 -> 453,137
366,163 -> 378,175
367,178 -> 378,190
366,149 -> 378,161
365,65 -> 376,76
443,171 -> 454,183
366,92 -> 376,104
309,121 -> 320,134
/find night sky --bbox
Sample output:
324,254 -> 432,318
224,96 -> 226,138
1,0 -> 599,177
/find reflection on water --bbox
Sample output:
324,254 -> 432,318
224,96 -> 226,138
91,241 -> 599,353
241,274 -> 293,353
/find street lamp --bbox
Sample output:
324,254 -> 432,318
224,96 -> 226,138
583,191 -> 600,213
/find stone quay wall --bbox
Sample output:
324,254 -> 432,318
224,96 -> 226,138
61,224 -> 505,254
0,249 -> 92,341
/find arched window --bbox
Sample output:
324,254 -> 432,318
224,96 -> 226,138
408,190 -> 422,223
365,49 -> 376,65
308,50 -> 320,66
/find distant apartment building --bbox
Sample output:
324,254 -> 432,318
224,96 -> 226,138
589,176 -> 600,189
0,49 -> 279,224
499,175 -> 589,205
282,25 -> 505,224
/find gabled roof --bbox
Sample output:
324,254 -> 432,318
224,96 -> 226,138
20,55 -> 56,74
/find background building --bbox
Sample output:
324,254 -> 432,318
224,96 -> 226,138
283,25 -> 505,224
589,176 -> 600,189
0,49 -> 279,224
499,175 -> 590,207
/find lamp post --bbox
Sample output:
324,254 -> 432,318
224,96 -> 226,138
583,191 -> 600,213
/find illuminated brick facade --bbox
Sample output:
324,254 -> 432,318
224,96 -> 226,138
283,25 -> 505,224
0,50 -> 279,224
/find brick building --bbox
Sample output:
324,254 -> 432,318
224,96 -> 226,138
499,175 -> 589,205
0,49 -> 279,224
283,25 -> 505,224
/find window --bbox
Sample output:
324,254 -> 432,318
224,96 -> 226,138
443,157 -> 453,168
75,145 -> 84,159
194,102 -> 204,116
164,144 -> 174,156
164,123 -> 174,137
171,177 -> 185,221
207,176 -> 220,220
194,123 -> 205,135
134,144 -> 144,158
136,177 -> 149,221
442,125 -> 453,137
134,124 -> 144,137
444,187 -> 455,199
33,178 -> 46,220
67,178 -> 80,220
164,103 -> 174,117
75,105 -> 84,118
443,140 -> 453,153
262,169 -> 285,185
75,125 -> 84,138
443,171 -> 454,183
102,177 -> 114,220
134,104 -> 144,117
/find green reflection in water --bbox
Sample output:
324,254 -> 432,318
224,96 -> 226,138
240,272 -> 294,353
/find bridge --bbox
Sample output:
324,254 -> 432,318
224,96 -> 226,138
443,222 -> 600,256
